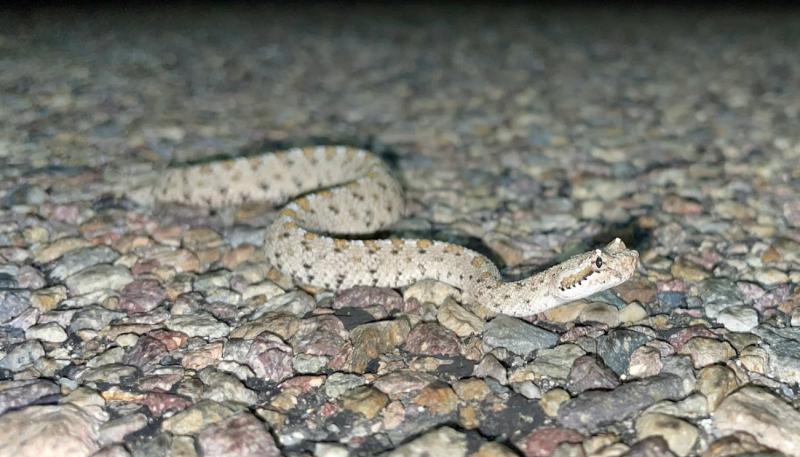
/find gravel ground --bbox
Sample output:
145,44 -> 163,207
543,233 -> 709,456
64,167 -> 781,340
1,4 -> 800,457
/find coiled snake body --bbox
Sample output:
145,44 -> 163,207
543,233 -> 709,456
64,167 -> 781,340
152,146 -> 639,316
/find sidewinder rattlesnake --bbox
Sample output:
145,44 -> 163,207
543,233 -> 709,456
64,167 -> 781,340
149,145 -> 639,316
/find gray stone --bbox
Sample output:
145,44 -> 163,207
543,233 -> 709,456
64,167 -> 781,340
0,404 -> 101,457
167,312 -> 230,338
197,412 -> 280,457
0,339 -> 44,371
716,305 -> 758,332
596,329 -> 650,375
48,246 -> 120,282
0,379 -> 60,414
0,289 -> 30,324
65,264 -> 133,295
558,374 -> 686,432
483,315 -> 559,356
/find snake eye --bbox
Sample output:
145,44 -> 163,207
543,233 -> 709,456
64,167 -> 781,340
595,257 -> 603,268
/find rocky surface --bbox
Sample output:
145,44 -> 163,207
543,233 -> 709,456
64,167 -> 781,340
1,4 -> 799,456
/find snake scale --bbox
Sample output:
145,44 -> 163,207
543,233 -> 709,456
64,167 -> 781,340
150,146 -> 639,316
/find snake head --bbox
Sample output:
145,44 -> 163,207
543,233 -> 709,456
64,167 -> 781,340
552,238 -> 639,302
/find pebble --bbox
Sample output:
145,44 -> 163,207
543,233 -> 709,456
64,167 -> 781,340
197,412 -> 280,457
578,302 -> 620,327
48,246 -> 120,282
436,297 -> 484,337
483,315 -> 558,356
678,337 -> 736,368
539,388 -> 570,418
167,312 -> 230,338
384,426 -> 466,457
0,289 -> 30,324
696,365 -> 738,411
715,386 -> 800,456
349,318 -> 411,373
65,264 -> 133,295
118,279 -> 167,313
566,355 -> 620,394
342,385 -> 390,419
627,345 -> 662,378
517,427 -> 583,457
403,322 -> 461,357
161,400 -> 239,435
0,339 -> 44,371
30,285 -> 68,312
25,322 -> 68,342
596,329 -> 650,375
716,305 -> 759,332
0,379 -> 60,414
245,332 -> 294,382
0,404 -> 101,457
635,412 -> 698,457
618,302 -> 648,323
558,374 -> 686,432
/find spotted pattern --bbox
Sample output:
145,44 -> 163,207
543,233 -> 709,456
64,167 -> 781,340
152,146 -> 639,316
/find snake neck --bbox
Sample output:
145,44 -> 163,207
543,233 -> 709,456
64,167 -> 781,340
464,272 -> 560,316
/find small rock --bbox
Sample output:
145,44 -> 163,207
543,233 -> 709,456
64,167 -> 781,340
517,427 -> 583,457
474,353 -> 508,384
118,279 -> 167,313
696,365 -> 738,411
716,305 -> 758,332
324,373 -> 366,399
0,379 -> 60,414
619,302 -> 648,323
403,322 -> 461,357
48,246 -> 120,282
484,315 -> 558,356
99,413 -> 149,445
715,386 -> 800,456
628,345 -> 662,378
678,337 -> 736,368
161,400 -> 238,435
25,322 -> 68,343
437,297 -> 484,337
558,374 -> 686,433
65,264 -> 133,295
635,413 -> 698,457
754,268 -> 788,286
566,355 -> 620,394
384,426 -> 466,457
167,312 -> 230,338
349,318 -> 411,373
245,333 -> 293,382
411,383 -> 459,415
0,289 -> 30,324
539,388 -> 570,418
578,302 -> 619,327
0,339 -> 44,371
341,386 -> 390,419
596,329 -> 650,375
30,285 -> 68,312
197,412 -> 280,457
0,404 -> 101,457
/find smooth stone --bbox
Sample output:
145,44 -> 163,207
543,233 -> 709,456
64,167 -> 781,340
0,379 -> 60,414
628,345 -> 663,378
342,386 -> 390,419
0,289 -> 31,324
753,325 -> 800,383
0,404 -> 101,457
403,322 -> 461,357
166,312 -> 230,338
716,305 -> 758,332
349,318 -> 411,373
578,302 -> 620,327
437,297 -> 484,337
25,322 -> 68,343
65,264 -> 133,296
558,374 -> 686,433
619,302 -> 648,323
483,315 -> 558,356
540,388 -> 571,418
48,246 -> 120,282
197,412 -> 280,457
0,339 -> 44,371
566,355 -> 620,394
245,333 -> 293,382
695,365 -> 738,411
678,337 -> 736,368
383,426 -> 467,457
635,412 -> 698,457
596,329 -> 650,375
161,400 -> 239,435
715,386 -> 800,456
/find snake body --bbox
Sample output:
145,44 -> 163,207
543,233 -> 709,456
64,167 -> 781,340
152,146 -> 638,316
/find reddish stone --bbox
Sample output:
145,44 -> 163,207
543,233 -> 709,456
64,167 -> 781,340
518,427 -> 584,457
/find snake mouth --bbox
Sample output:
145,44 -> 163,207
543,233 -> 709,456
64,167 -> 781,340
558,265 -> 595,292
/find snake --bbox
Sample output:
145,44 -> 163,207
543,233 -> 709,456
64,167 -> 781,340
150,145 -> 639,316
